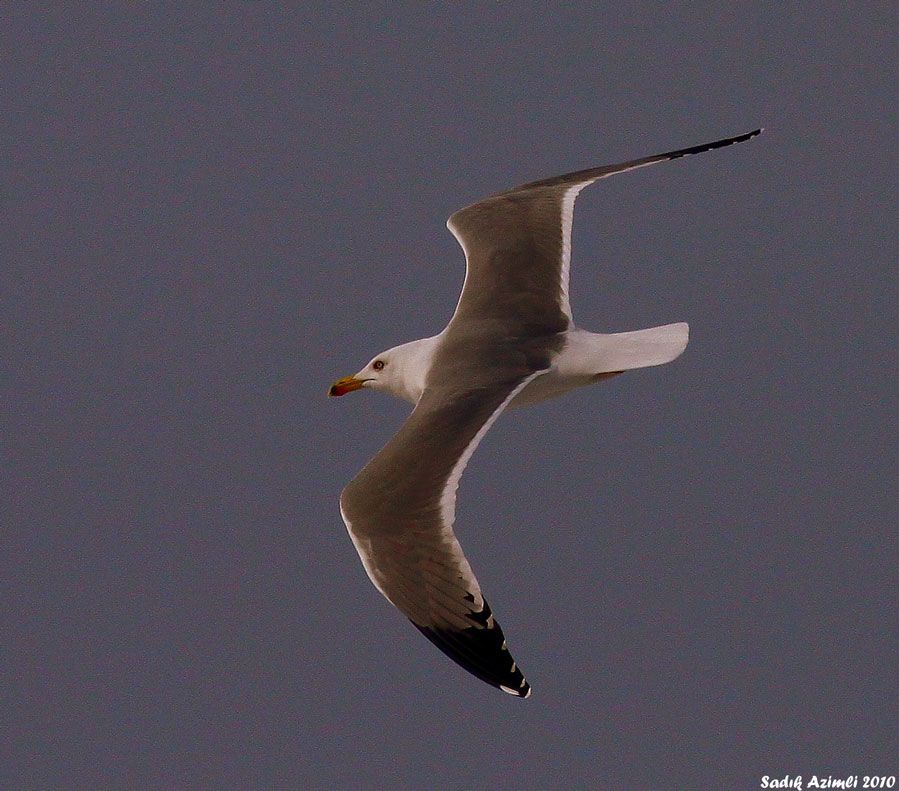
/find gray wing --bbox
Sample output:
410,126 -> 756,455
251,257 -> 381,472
447,128 -> 761,326
340,370 -> 547,697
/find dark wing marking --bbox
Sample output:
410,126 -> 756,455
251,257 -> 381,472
413,598 -> 529,697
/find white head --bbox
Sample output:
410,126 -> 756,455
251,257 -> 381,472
328,336 -> 440,404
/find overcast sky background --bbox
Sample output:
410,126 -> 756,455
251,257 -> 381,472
3,4 -> 896,789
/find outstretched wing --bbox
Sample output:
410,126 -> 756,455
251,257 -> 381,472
340,370 -> 546,697
447,128 -> 762,326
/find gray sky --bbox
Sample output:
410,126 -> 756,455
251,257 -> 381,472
3,4 -> 896,789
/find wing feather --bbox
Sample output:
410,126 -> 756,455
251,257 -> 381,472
340,372 -> 546,696
447,129 -> 762,327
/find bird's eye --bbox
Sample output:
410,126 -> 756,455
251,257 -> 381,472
373,360 -> 385,371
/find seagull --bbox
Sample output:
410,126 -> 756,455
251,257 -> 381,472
330,129 -> 761,697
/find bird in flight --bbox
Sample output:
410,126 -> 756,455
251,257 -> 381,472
330,129 -> 761,697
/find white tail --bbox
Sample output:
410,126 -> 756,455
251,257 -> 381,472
584,322 -> 689,373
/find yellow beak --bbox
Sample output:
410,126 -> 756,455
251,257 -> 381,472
329,376 -> 366,397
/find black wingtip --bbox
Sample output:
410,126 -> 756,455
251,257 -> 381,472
736,127 -> 763,141
411,599 -> 532,698
503,127 -> 763,194
734,127 -> 763,140
660,127 -> 763,162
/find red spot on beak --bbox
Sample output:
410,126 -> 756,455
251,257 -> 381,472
329,376 -> 365,397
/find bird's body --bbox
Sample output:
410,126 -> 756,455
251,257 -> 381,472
331,129 -> 761,697
357,323 -> 690,409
